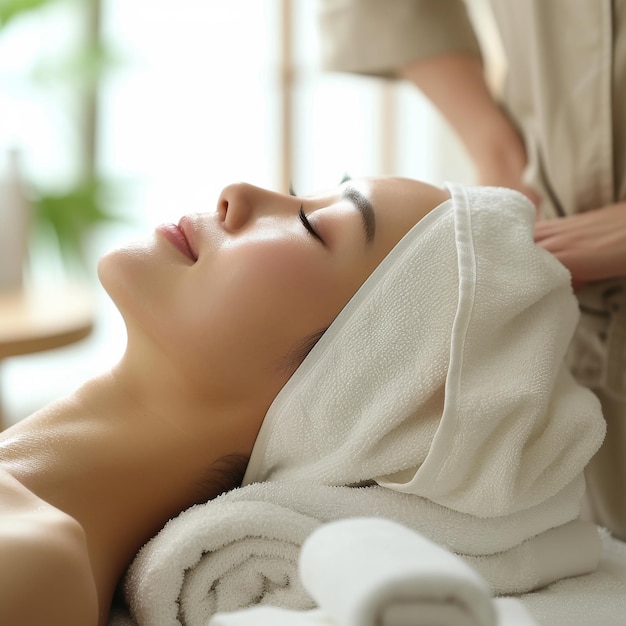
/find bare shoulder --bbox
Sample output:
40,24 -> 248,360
0,469 -> 99,626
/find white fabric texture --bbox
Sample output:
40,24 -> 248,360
210,517 -> 498,626
208,518 -> 540,626
110,528 -> 626,626
119,481 -> 599,625
208,602 -> 537,626
493,599 -> 538,626
209,607 -> 333,626
518,529 -> 626,626
121,496 -> 316,626
243,183 -> 605,520
298,517 -> 496,626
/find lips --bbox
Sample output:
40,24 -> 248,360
157,219 -> 198,262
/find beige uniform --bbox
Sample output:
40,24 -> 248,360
319,0 -> 626,538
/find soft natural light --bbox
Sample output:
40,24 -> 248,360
0,0 -> 473,426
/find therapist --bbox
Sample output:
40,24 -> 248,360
318,0 -> 626,539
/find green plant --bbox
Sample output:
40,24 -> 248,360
0,0 -> 59,28
32,176 -> 121,269
1,0 -> 123,274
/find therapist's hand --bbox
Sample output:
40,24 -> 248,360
534,201 -> 626,289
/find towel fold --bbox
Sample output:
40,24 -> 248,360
120,481 -> 600,625
122,498 -> 317,626
243,184 -> 605,519
209,518 -> 539,626
182,530 -> 626,626
517,529 -> 626,626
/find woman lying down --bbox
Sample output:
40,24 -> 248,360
0,177 -> 605,626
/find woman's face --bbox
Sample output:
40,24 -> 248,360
99,176 -> 449,409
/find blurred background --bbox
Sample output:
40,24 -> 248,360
0,0 -> 498,427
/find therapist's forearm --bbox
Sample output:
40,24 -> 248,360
399,54 -> 532,196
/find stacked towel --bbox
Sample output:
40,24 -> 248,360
518,528 -> 626,626
118,481 -> 600,625
111,523 -> 626,626
111,530 -> 626,626
209,518 -> 538,626
114,183 -> 606,625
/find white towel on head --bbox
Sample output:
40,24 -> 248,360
243,183 -> 604,520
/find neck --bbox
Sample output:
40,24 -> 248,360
0,354 -> 258,616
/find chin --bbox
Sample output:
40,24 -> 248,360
99,234 -> 196,353
97,247 -> 120,298
97,236 -> 160,318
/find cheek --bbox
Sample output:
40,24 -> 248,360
221,237 -> 327,303
172,244 -> 343,372
227,245 -> 344,326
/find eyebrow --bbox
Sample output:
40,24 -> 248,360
342,186 -> 376,244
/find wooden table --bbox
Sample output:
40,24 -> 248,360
0,284 -> 94,429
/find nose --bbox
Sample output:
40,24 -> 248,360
217,182 -> 296,232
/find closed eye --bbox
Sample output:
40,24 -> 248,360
299,206 -> 324,244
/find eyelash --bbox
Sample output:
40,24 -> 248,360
299,206 -> 324,244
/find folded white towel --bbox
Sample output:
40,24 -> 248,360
209,518 -> 538,626
119,481 -> 600,625
518,529 -> 626,626
200,531 -> 626,626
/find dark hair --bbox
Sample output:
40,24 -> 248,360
280,327 -> 328,374
191,453 -> 249,504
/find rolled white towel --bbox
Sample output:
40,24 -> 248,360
210,518 -> 533,626
298,517 -> 496,626
123,500 -> 318,626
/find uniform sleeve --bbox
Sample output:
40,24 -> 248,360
318,0 -> 482,78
